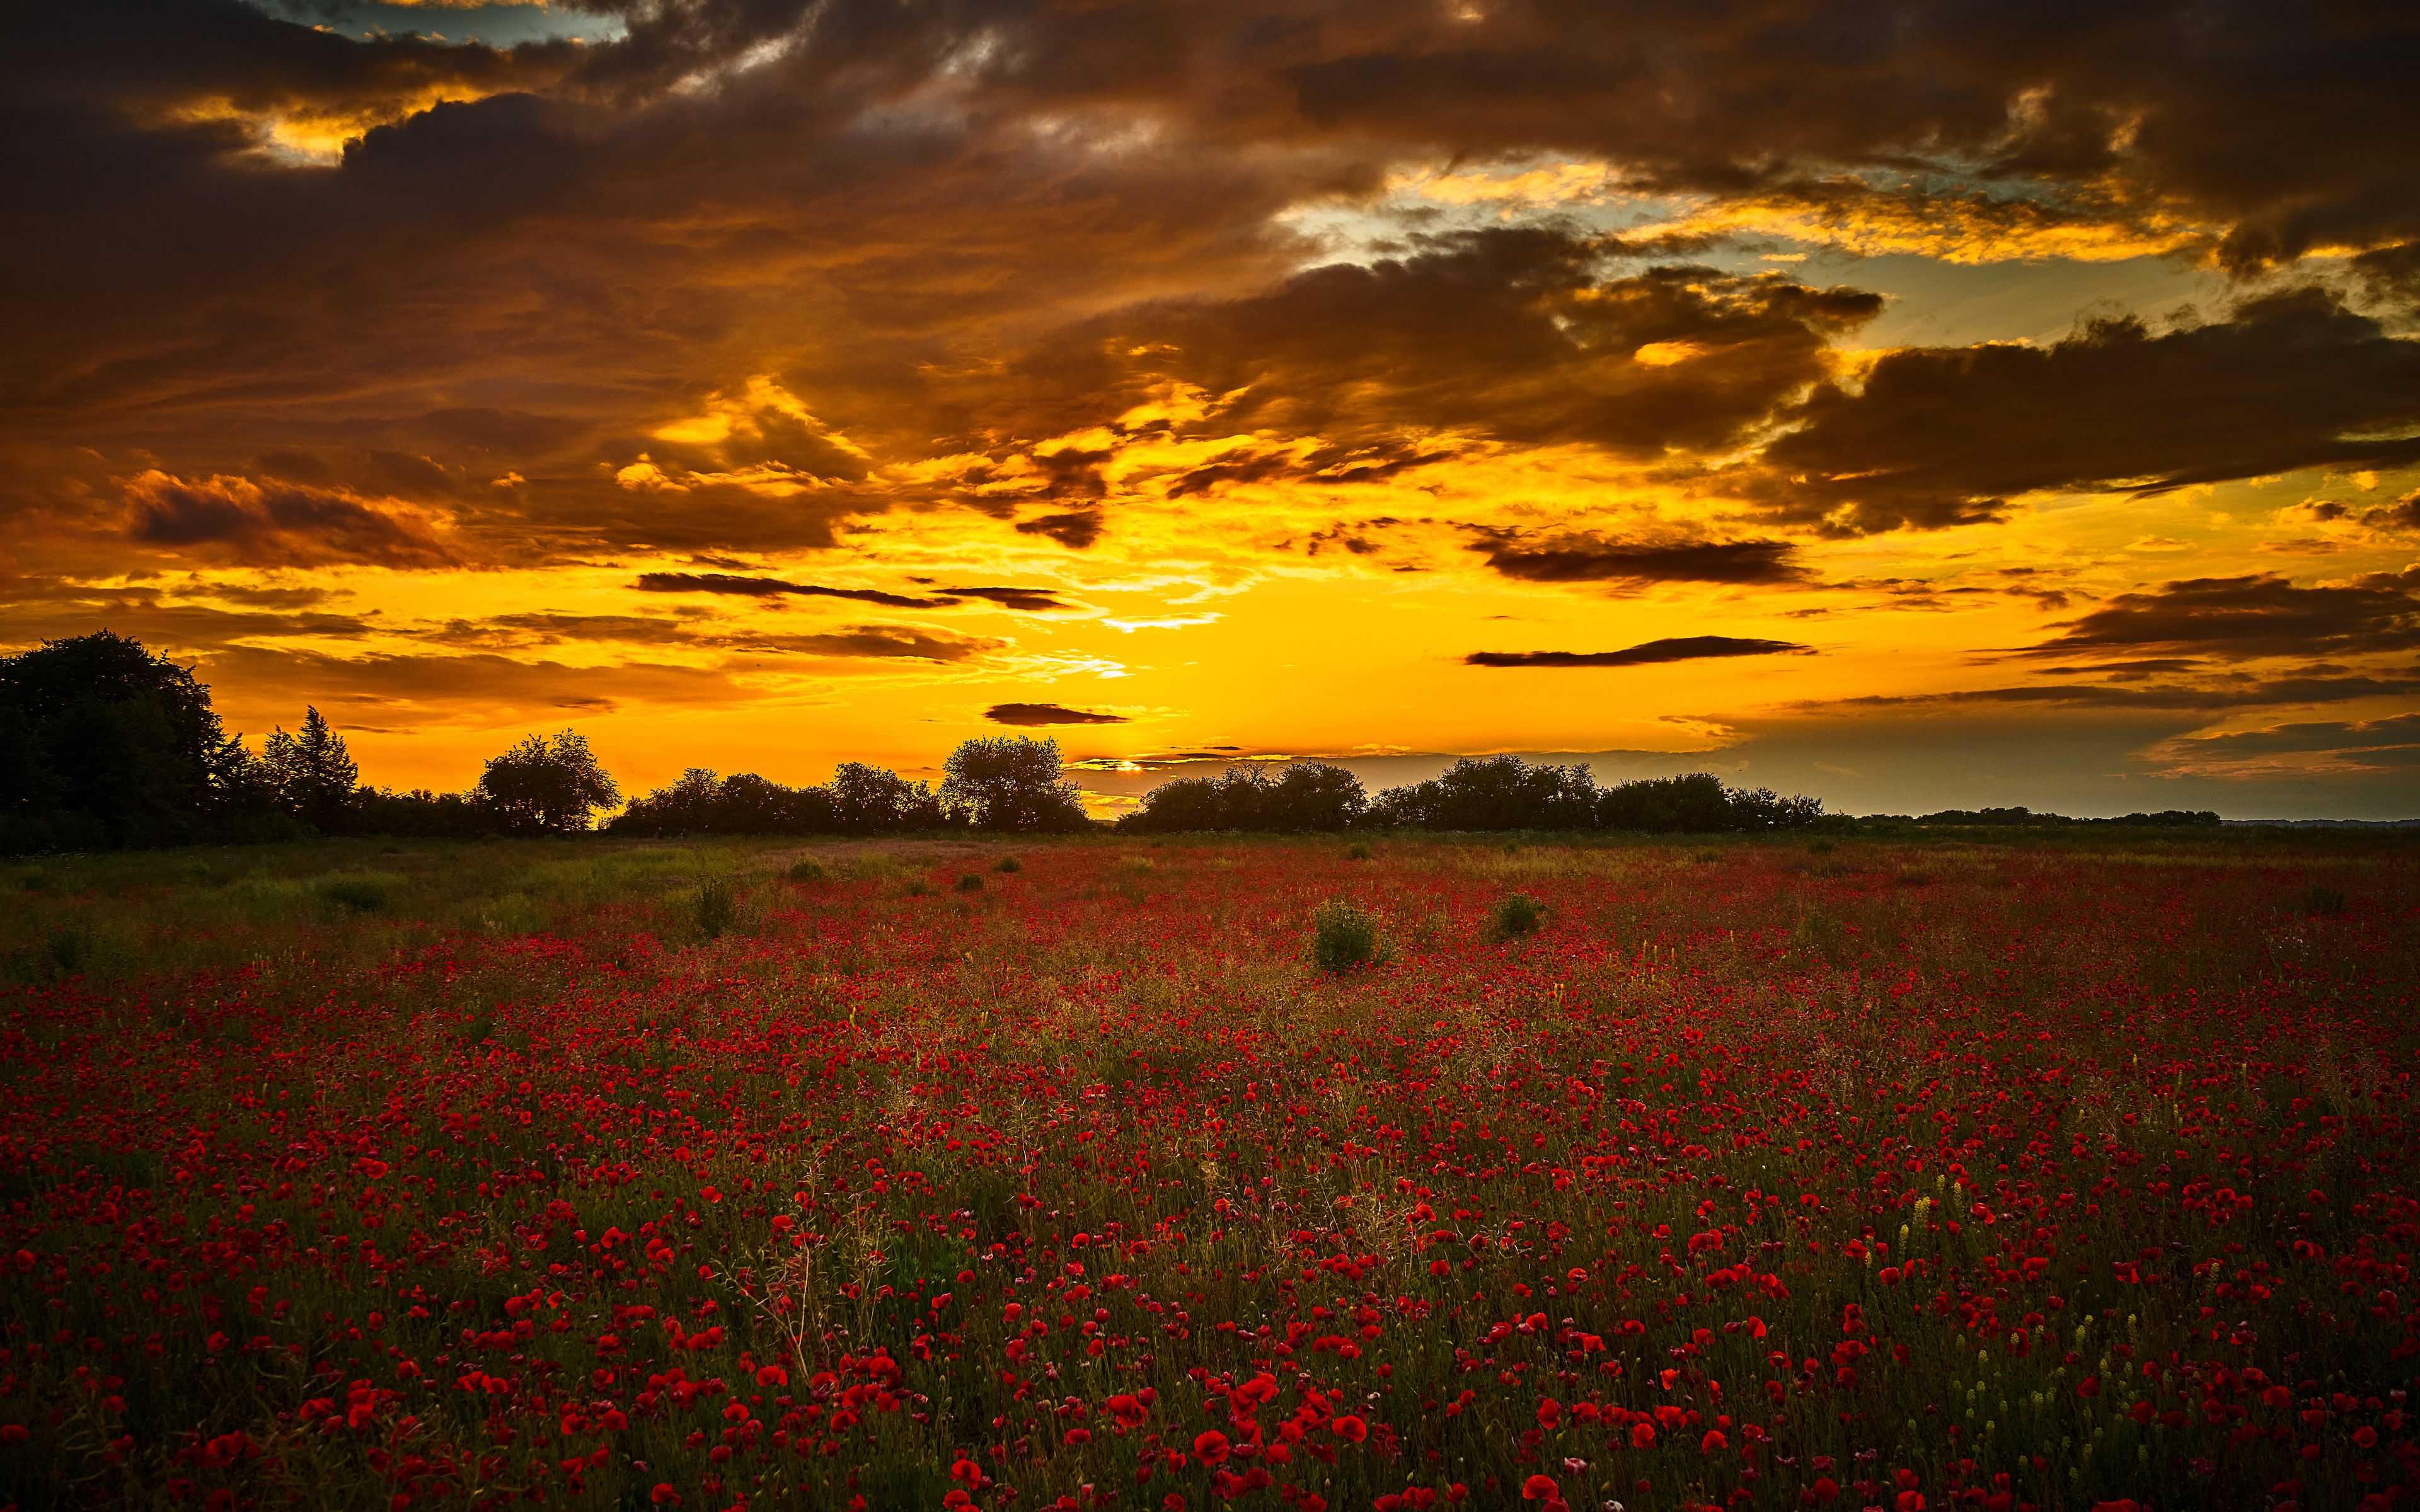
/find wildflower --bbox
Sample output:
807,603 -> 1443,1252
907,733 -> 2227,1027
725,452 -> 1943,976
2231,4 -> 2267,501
1523,1475 -> 1560,1501
1193,1431 -> 1230,1465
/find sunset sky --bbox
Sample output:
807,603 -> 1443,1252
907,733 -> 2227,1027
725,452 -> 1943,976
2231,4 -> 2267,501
6,0 -> 2417,818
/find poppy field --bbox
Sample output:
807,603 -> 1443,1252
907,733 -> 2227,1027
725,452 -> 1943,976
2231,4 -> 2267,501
1,833 -> 2414,1512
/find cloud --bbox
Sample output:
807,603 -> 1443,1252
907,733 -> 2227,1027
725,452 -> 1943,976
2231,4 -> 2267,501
727,626 -> 996,662
1808,672 -> 2420,714
2300,490 -> 2420,538
1014,512 -> 1105,550
1468,529 -> 1806,588
2019,573 -> 2420,662
973,233 -> 1882,466
985,702 -> 1128,725
633,571 -> 932,607
1736,289 -> 2420,534
940,586 -> 1075,612
1466,636 -> 1810,668
121,469 -> 455,567
200,644 -> 741,725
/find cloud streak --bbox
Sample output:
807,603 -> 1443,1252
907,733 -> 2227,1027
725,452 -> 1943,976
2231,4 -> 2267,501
1466,636 -> 1811,668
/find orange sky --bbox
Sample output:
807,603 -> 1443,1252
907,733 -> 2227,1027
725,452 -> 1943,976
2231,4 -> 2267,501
4,0 -> 2417,817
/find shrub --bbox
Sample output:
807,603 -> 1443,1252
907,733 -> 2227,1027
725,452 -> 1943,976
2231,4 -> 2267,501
2303,885 -> 2348,917
1347,842 -> 1372,861
47,927 -> 88,978
694,876 -> 735,939
1310,899 -> 1383,973
901,878 -> 936,898
994,855 -> 1022,873
1487,891 -> 1547,941
1807,839 -> 1836,854
315,873 -> 396,914
956,873 -> 984,892
786,859 -> 829,885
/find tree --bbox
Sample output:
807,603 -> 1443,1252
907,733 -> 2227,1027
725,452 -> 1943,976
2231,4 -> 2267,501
0,629 -> 277,851
828,762 -> 944,833
473,730 -> 621,835
942,736 -> 1090,832
1120,762 -> 1366,833
1368,755 -> 1597,830
262,706 -> 360,832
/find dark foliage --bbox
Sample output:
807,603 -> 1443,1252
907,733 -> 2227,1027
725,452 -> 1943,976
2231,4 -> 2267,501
1118,762 -> 1368,833
473,731 -> 621,836
941,736 -> 1091,832
0,630 -> 294,852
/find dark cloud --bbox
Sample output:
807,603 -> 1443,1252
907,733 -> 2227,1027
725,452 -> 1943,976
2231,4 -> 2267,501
942,586 -> 1075,613
1468,529 -> 1806,588
974,233 -> 1881,464
2020,573 -> 2420,662
2169,712 -> 2420,762
985,702 -> 1128,726
121,469 -> 455,567
200,644 -> 741,725
726,626 -> 996,662
633,572 -> 932,608
417,613 -> 702,648
1738,289 -> 2420,534
1466,636 -> 1810,668
1014,512 -> 1105,551
2302,490 -> 2420,537
1811,672 -> 2420,713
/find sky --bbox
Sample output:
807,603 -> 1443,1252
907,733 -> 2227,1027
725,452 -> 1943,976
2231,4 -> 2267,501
4,0 -> 2417,819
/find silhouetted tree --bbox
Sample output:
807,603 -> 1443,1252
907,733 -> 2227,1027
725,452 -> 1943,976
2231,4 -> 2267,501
1120,762 -> 1365,832
0,630 -> 284,851
829,762 -> 945,833
349,787 -> 490,837
610,768 -> 843,835
262,706 -> 361,832
473,730 -> 621,835
942,736 -> 1090,832
1368,755 -> 1598,830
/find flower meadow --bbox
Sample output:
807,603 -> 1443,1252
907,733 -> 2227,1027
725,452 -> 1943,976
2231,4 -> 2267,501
1,834 -> 2414,1512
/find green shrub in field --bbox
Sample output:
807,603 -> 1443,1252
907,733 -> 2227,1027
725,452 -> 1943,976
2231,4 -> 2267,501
900,877 -> 936,898
956,873 -> 984,892
1487,891 -> 1547,941
786,859 -> 829,885
993,855 -> 1022,873
1310,898 -> 1383,972
694,876 -> 736,939
1347,842 -> 1372,861
315,873 -> 398,914
1807,838 -> 1836,854
2303,884 -> 2348,917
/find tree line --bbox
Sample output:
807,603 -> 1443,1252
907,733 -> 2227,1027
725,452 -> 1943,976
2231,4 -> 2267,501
1114,755 -> 1821,834
1,630 -> 1848,852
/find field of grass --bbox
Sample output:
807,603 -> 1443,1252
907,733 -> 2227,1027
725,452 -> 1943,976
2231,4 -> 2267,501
1,831 -> 2414,1512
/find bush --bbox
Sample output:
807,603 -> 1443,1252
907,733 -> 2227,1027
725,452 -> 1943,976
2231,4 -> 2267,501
315,873 -> 395,914
694,876 -> 735,939
2303,885 -> 2348,917
901,878 -> 936,898
956,873 -> 984,892
1347,842 -> 1372,861
786,859 -> 829,885
1487,891 -> 1547,941
1309,899 -> 1383,973
994,855 -> 1022,873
